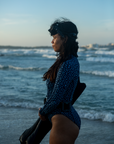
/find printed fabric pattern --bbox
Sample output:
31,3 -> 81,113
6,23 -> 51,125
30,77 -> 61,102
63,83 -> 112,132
39,55 -> 81,129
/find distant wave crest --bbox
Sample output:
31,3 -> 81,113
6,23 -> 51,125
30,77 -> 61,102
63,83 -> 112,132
81,70 -> 114,77
0,99 -> 41,109
95,50 -> 114,55
0,48 -> 55,56
42,54 -> 56,59
0,99 -> 114,123
86,57 -> 114,63
0,64 -> 46,71
78,109 -> 114,123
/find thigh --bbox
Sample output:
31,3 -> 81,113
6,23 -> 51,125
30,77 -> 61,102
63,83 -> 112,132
49,114 -> 79,144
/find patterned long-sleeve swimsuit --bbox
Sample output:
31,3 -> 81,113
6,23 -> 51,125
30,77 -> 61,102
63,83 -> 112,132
39,55 -> 81,129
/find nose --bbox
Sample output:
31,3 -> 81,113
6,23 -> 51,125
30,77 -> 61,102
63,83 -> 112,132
51,39 -> 54,44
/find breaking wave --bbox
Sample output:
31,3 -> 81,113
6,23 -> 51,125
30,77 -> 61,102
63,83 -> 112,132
42,54 -> 56,59
0,64 -> 46,71
86,57 -> 114,63
81,70 -> 114,77
78,109 -> 114,123
0,99 -> 114,123
95,50 -> 114,55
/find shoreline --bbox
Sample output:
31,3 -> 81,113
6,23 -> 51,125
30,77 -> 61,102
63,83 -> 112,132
0,106 -> 114,144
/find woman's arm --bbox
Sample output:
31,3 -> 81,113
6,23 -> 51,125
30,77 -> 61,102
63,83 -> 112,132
39,59 -> 79,116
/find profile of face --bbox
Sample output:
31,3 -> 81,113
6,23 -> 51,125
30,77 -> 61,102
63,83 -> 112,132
51,34 -> 65,52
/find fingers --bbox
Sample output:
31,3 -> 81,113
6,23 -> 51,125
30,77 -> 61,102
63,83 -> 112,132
38,108 -> 47,121
39,108 -> 41,111
41,116 -> 47,121
39,114 -> 47,121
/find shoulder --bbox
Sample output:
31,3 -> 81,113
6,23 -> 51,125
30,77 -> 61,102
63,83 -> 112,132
62,55 -> 79,70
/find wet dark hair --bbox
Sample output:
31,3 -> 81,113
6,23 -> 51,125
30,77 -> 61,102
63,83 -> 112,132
43,18 -> 79,82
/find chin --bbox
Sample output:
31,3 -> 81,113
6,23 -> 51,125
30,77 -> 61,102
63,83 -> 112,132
54,49 -> 59,52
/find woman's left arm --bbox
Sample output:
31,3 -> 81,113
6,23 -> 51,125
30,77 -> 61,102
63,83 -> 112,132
39,59 -> 79,116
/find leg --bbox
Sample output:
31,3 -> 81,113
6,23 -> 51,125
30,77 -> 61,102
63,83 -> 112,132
50,114 -> 79,144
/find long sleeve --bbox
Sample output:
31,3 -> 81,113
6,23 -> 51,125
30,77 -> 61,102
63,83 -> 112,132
39,58 -> 79,116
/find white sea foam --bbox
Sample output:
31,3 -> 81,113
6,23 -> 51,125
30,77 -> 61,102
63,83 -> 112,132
95,50 -> 114,55
85,54 -> 91,57
42,54 -> 56,59
78,109 -> 114,123
0,48 -> 55,56
97,48 -> 109,50
78,48 -> 85,52
81,70 -> 114,77
0,100 -> 41,109
0,99 -> 114,123
0,64 -> 45,71
86,57 -> 114,63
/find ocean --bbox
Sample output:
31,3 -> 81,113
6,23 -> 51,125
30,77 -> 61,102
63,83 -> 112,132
0,45 -> 114,144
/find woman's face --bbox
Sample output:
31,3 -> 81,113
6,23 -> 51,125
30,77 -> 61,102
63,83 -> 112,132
51,34 -> 64,52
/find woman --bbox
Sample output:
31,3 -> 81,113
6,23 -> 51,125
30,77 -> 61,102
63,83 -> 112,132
39,18 -> 81,144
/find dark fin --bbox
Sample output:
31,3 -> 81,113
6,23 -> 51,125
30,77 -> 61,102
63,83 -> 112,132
72,78 -> 86,105
26,120 -> 52,144
19,118 -> 40,143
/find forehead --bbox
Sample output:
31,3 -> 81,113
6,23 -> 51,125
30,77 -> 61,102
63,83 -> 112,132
52,34 -> 60,38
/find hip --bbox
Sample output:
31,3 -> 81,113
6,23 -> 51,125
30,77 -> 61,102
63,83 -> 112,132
48,106 -> 81,129
50,114 -> 79,144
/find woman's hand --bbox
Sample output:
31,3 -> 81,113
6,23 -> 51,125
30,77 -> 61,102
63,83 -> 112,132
38,108 -> 47,121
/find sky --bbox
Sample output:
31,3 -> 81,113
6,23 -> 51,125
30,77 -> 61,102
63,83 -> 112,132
0,0 -> 114,47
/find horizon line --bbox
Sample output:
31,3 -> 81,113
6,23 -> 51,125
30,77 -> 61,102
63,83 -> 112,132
0,42 -> 114,48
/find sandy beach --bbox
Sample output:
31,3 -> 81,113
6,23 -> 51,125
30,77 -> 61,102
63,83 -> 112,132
0,107 -> 114,144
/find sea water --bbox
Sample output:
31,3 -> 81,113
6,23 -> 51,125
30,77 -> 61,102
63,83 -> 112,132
0,46 -> 114,123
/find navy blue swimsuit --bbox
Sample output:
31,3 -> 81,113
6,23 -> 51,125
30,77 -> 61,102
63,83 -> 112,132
39,55 -> 81,129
